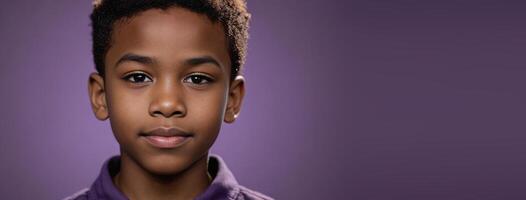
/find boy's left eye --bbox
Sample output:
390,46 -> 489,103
183,74 -> 214,85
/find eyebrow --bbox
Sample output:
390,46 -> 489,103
185,56 -> 222,69
115,53 -> 222,69
115,53 -> 155,68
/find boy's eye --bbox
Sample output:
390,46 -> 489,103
123,73 -> 152,83
183,74 -> 213,85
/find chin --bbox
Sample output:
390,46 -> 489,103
142,153 -> 194,176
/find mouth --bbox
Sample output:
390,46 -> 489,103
140,127 -> 193,149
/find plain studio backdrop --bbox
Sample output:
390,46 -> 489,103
1,0 -> 525,199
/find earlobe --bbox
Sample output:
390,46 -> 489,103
88,72 -> 109,121
224,110 -> 236,123
224,75 -> 245,124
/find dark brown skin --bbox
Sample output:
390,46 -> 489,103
87,7 -> 245,200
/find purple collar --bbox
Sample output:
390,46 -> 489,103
86,154 -> 241,200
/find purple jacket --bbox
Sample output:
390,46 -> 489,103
64,155 -> 272,200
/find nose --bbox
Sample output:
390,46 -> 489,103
148,80 -> 186,118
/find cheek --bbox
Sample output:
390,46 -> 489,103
187,97 -> 225,151
187,89 -> 227,131
106,86 -> 150,140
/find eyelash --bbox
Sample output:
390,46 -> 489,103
122,72 -> 214,86
123,72 -> 153,84
183,73 -> 214,86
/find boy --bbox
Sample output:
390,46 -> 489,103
66,0 -> 272,199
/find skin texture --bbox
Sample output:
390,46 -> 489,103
87,7 -> 245,200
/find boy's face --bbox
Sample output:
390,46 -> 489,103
88,7 -> 245,175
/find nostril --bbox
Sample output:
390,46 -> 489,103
152,110 -> 185,118
171,110 -> 184,117
152,110 -> 163,117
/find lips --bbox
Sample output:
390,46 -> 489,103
140,127 -> 193,148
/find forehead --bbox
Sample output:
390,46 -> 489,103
106,6 -> 230,69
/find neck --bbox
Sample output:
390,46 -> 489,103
114,153 -> 211,200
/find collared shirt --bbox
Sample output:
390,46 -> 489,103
64,155 -> 272,200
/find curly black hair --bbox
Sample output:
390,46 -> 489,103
90,0 -> 250,81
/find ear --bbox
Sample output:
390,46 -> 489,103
224,75 -> 245,123
88,72 -> 109,120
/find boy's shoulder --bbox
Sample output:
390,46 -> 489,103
64,187 -> 271,200
196,154 -> 273,200
64,155 -> 273,200
63,188 -> 89,200
64,186 -> 272,200
236,185 -> 274,200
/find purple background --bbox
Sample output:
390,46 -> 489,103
1,0 -> 525,199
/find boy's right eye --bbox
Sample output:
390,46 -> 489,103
123,72 -> 153,83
